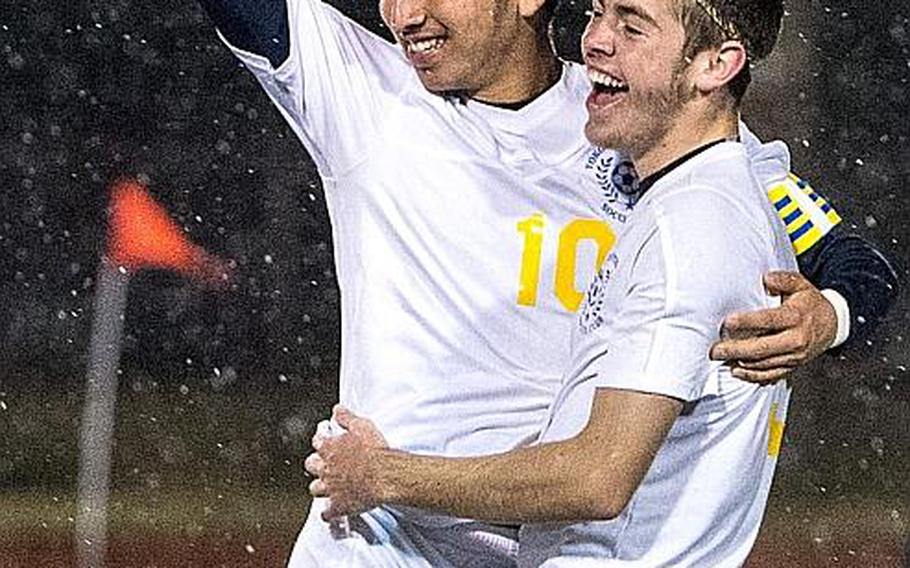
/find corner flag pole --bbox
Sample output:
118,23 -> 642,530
74,180 -> 228,568
74,259 -> 130,568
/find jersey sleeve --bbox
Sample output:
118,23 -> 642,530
586,188 -> 777,402
763,173 -> 898,348
738,125 -> 897,347
739,123 -> 843,254
198,0 -> 290,67
214,0 -> 411,177
797,225 -> 900,348
765,173 -> 842,255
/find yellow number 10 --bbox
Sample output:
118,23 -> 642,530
517,214 -> 616,312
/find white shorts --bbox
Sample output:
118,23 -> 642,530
288,498 -> 519,567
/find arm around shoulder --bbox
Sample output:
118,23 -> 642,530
797,224 -> 900,348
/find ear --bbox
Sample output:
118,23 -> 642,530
518,0 -> 549,19
691,40 -> 747,93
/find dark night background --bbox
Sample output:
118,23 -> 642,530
0,0 -> 908,565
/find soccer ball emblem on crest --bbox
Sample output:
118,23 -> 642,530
590,151 -> 642,220
609,159 -> 641,212
611,160 -> 640,198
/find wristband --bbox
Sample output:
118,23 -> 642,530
820,288 -> 850,348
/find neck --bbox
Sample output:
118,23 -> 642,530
472,29 -> 561,106
634,105 -> 739,179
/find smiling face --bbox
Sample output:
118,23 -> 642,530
581,0 -> 694,157
379,0 -> 553,102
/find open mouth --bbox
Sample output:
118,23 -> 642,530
401,36 -> 446,66
587,68 -> 629,107
405,37 -> 445,55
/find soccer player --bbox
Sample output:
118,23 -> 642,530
309,0 -> 812,564
193,0 -> 898,565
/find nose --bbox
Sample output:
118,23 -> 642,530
581,14 -> 617,63
382,0 -> 427,34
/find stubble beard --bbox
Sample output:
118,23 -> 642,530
588,63 -> 693,161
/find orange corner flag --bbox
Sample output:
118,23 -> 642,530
106,179 -> 230,286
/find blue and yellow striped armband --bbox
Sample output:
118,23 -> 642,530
767,173 -> 842,256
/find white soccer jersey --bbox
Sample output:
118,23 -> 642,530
226,1 -> 641,460
519,142 -> 797,567
220,1 -> 841,562
225,0 -> 810,461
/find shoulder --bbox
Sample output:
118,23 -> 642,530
649,144 -> 760,223
642,153 -> 776,285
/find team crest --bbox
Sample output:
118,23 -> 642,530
586,148 -> 642,224
578,252 -> 619,335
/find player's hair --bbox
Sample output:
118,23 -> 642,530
675,0 -> 784,103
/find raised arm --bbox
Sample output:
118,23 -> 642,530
198,0 -> 409,177
309,395 -> 681,523
197,0 -> 289,67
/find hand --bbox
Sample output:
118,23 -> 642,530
709,271 -> 837,384
306,406 -> 389,520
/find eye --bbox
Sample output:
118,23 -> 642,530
620,22 -> 644,37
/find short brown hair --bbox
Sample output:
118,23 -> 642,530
676,0 -> 784,102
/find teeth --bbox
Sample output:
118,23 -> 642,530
588,69 -> 626,90
407,38 -> 444,54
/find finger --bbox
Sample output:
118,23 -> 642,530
711,330 -> 801,362
735,352 -> 805,371
763,271 -> 811,297
316,436 -> 338,458
720,306 -> 801,339
304,452 -> 325,477
333,405 -> 358,429
731,365 -> 795,384
321,501 -> 344,522
313,419 -> 333,450
309,478 -> 329,498
348,415 -> 376,436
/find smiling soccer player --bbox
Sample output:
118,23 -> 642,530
195,0 -> 898,564
308,0 -> 851,565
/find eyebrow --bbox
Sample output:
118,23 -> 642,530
615,2 -> 661,29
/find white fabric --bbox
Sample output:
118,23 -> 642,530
820,288 -> 851,348
289,499 -> 518,567
221,1 -> 803,565
227,0 -> 628,464
519,143 -> 797,567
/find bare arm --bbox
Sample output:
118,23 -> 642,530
310,392 -> 682,523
